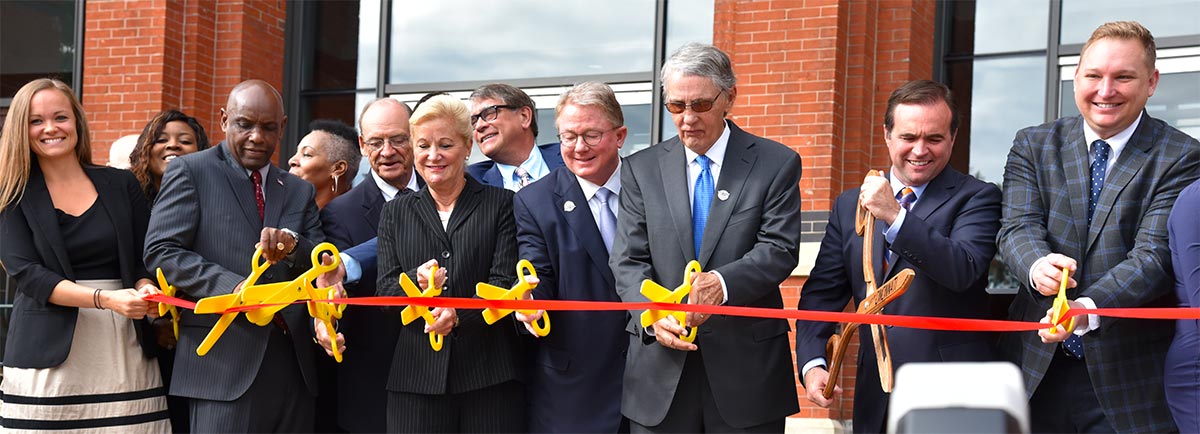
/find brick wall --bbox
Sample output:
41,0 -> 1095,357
713,0 -> 937,425
82,0 -> 286,166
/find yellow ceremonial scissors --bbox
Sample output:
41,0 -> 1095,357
155,268 -> 181,340
1049,267 -> 1076,334
476,259 -> 550,337
241,243 -> 341,326
194,246 -> 274,356
639,261 -> 702,343
399,264 -> 445,351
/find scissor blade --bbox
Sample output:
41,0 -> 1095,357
197,312 -> 238,356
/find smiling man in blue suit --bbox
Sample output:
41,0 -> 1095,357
513,82 -> 629,433
466,83 -> 564,190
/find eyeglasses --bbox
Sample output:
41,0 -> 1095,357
663,90 -> 725,114
558,126 -> 619,148
470,104 -> 515,126
363,134 -> 410,152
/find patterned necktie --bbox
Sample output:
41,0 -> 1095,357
595,187 -> 617,252
692,155 -> 714,258
250,170 -> 265,222
1064,140 -> 1111,359
885,187 -> 916,269
514,167 -> 534,190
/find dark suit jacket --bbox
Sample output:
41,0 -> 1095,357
998,112 -> 1200,433
466,142 -> 565,188
144,144 -> 324,402
514,166 -> 627,433
1,164 -> 155,368
376,175 -> 524,394
318,175 -> 403,432
610,120 -> 802,428
795,167 -> 1002,433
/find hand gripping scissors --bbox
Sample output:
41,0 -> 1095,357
476,259 -> 550,337
398,263 -> 445,351
639,261 -> 703,344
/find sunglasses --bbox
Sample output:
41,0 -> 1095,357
663,90 -> 725,114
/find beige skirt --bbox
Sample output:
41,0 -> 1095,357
0,279 -> 170,433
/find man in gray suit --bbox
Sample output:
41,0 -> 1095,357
999,21 -> 1200,433
610,43 -> 802,433
145,80 -> 326,432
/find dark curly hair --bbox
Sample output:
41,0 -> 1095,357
130,109 -> 210,200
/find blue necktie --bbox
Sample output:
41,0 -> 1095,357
1064,140 -> 1110,359
693,155 -> 714,258
595,187 -> 617,252
885,187 -> 916,269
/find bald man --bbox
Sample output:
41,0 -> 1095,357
145,80 -> 326,432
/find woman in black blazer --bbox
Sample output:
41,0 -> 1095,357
0,79 -> 169,432
374,94 -> 525,432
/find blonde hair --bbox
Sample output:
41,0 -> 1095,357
1082,21 -> 1157,70
410,95 -> 472,147
556,81 -> 625,129
0,79 -> 93,212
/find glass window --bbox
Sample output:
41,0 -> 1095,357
1061,0 -> 1200,45
969,55 -> 1047,186
303,1 -> 363,91
388,0 -> 655,84
665,0 -> 715,54
1060,70 -> 1200,139
973,0 -> 1048,54
0,0 -> 77,98
356,0 -> 381,88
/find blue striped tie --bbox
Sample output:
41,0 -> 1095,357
693,155 -> 714,258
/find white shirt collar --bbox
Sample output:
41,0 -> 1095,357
576,161 -> 622,201
1082,113 -> 1140,164
371,170 -> 418,202
683,121 -> 731,168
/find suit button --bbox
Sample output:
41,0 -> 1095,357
442,251 -> 450,259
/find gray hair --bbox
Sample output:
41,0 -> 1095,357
556,82 -> 624,128
309,119 -> 362,181
470,83 -> 538,137
660,43 -> 737,92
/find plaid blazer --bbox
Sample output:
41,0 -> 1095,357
998,112 -> 1200,433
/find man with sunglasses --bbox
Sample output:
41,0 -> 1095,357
466,83 -> 565,191
610,43 -> 802,433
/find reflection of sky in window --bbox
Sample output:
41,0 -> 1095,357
969,55 -> 1046,185
974,0 -> 1047,54
1061,0 -> 1200,45
357,0 -> 380,88
1061,71 -> 1200,140
388,0 -> 654,84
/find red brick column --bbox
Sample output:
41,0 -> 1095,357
82,0 -> 285,165
714,0 -> 937,425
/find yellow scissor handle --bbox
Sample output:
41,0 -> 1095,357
398,263 -> 445,351
155,268 -> 181,340
1049,267 -> 1075,333
638,261 -> 701,344
515,260 -> 549,337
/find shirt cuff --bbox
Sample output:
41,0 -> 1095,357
341,253 -> 362,285
1073,297 -> 1100,335
802,357 -> 828,379
1028,256 -> 1050,290
712,270 -> 729,305
883,207 -> 907,244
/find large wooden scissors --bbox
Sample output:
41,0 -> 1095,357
823,170 -> 915,399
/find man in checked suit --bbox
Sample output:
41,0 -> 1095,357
513,82 -> 629,433
999,21 -> 1200,433
795,80 -> 1002,434
317,97 -> 420,432
610,43 -> 802,432
466,83 -> 565,191
145,80 -> 326,432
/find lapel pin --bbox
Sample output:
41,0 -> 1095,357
563,201 -> 576,212
717,190 -> 730,201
